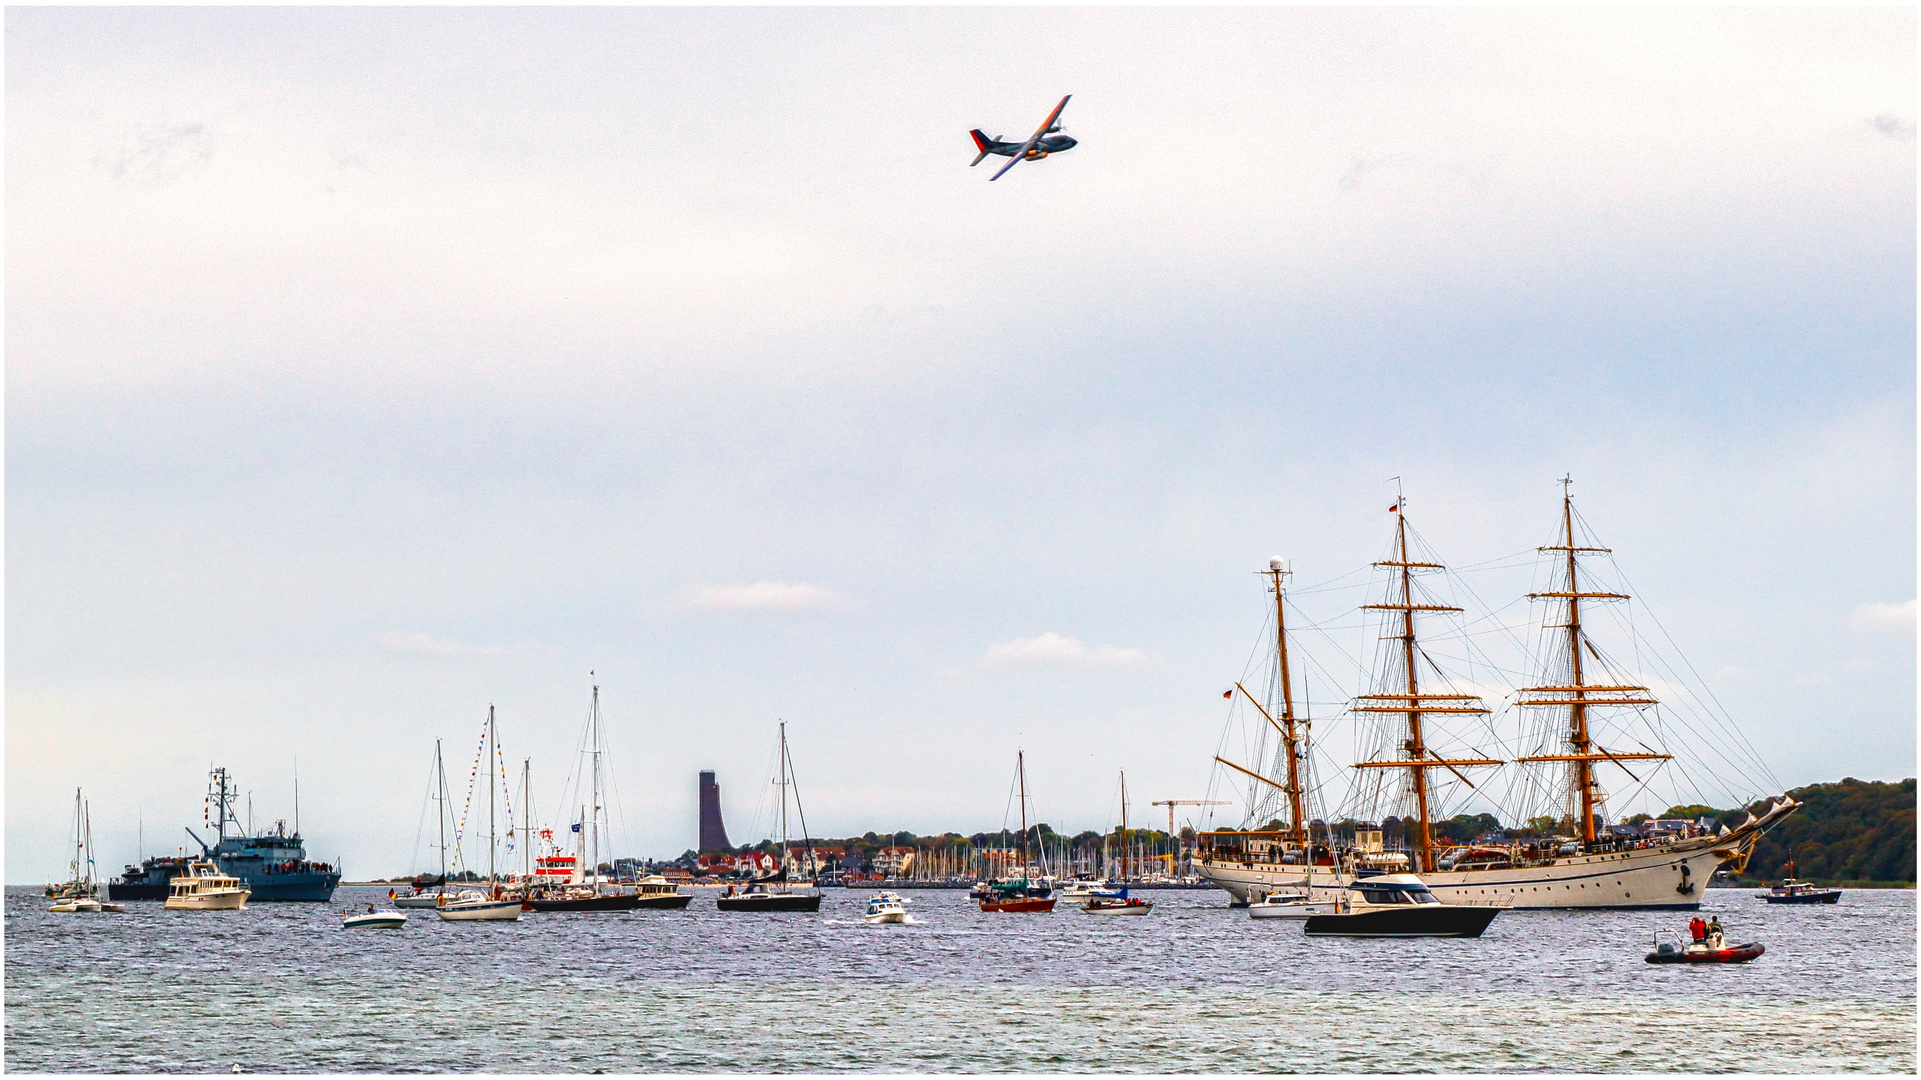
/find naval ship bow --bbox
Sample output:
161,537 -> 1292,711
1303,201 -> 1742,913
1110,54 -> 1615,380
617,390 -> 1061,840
1197,486 -> 1798,910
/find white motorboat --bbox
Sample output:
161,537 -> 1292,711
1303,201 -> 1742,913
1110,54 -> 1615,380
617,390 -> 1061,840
164,861 -> 251,910
392,890 -> 442,909
1247,892 -> 1338,919
863,894 -> 910,924
435,888 -> 523,921
343,906 -> 409,929
49,896 -> 105,913
1060,879 -> 1122,906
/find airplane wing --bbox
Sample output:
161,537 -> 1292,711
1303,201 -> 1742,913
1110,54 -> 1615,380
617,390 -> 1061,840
988,95 -> 1071,182
1033,94 -> 1071,137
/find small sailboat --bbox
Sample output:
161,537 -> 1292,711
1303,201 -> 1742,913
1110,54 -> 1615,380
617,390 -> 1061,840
717,723 -> 823,913
979,752 -> 1056,913
395,740 -> 454,909
48,790 -> 124,912
437,706 -> 522,923
1083,773 -> 1152,916
526,683 -> 644,912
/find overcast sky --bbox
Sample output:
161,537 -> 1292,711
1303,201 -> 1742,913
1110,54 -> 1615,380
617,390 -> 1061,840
8,7 -> 1914,881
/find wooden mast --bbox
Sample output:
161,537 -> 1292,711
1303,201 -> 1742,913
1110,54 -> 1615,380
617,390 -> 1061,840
1353,497 -> 1501,874
1266,558 -> 1310,847
1516,479 -> 1669,845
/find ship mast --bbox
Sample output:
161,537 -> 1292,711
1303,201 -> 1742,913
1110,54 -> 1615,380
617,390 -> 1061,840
1515,479 -> 1669,844
487,705 -> 498,884
1267,558 -> 1310,846
1119,771 -> 1128,881
1017,750 -> 1031,881
434,739 -> 449,889
1353,497 -> 1501,873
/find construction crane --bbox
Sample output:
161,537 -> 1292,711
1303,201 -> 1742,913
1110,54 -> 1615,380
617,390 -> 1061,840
1152,800 -> 1230,874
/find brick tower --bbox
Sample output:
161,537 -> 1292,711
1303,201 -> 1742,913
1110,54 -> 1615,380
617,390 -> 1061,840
698,770 -> 731,852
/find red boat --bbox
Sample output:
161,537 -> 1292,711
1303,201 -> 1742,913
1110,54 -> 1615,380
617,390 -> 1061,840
1646,936 -> 1765,963
980,894 -> 1057,913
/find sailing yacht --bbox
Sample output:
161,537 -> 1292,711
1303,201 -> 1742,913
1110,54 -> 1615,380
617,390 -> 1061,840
1196,488 -> 1799,910
437,706 -> 523,922
48,790 -> 124,913
716,723 -> 822,913
1083,773 -> 1152,915
395,740 -> 454,909
527,683 -> 646,912
979,752 -> 1056,913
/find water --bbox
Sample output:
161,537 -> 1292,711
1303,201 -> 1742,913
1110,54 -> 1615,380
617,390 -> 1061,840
8,886 -> 1914,1072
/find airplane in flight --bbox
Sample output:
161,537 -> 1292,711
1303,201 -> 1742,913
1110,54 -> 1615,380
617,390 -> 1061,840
969,95 -> 1075,181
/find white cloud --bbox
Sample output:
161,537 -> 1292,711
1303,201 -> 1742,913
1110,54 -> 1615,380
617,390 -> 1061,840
981,632 -> 1147,669
677,581 -> 844,613
1850,599 -> 1917,635
375,632 -> 510,657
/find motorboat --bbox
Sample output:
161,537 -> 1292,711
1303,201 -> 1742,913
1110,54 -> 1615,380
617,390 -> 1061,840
435,888 -> 523,921
1758,879 -> 1841,905
392,889 -> 443,910
342,906 -> 408,930
163,861 -> 251,910
631,875 -> 693,909
1300,874 -> 1501,938
1247,892 -> 1338,920
1060,879 -> 1121,905
863,894 -> 910,924
1646,929 -> 1764,963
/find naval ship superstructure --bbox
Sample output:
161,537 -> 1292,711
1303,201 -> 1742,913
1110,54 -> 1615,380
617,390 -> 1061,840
185,766 -> 340,901
1196,486 -> 1797,911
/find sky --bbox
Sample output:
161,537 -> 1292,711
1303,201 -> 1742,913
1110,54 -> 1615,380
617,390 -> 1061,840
8,7 -> 1914,881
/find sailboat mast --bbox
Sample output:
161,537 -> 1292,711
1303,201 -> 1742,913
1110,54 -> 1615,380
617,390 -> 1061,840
591,684 -> 602,887
487,706 -> 497,883
435,739 -> 448,884
779,722 -> 790,872
1120,771 -> 1128,881
1269,559 -> 1309,846
1017,751 -> 1031,878
521,758 -> 532,881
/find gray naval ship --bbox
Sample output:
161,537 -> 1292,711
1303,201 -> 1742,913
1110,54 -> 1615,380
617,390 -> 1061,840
112,765 -> 340,902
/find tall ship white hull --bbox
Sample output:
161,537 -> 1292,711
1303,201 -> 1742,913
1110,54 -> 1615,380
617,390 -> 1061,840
1199,799 -> 1795,910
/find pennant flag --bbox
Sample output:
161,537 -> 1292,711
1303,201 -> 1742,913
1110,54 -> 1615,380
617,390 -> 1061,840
1222,689 -> 1233,699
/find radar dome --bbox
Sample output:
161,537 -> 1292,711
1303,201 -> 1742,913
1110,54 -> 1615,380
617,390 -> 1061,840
1269,556 -> 1287,571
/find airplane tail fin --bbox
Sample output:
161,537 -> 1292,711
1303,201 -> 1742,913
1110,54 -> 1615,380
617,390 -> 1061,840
969,129 -> 992,167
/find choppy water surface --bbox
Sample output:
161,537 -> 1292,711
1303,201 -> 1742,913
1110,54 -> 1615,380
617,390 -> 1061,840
8,886 -> 1913,1072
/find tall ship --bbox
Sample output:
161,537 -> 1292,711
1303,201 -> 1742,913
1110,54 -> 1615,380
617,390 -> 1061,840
185,765 -> 340,902
1197,484 -> 1798,910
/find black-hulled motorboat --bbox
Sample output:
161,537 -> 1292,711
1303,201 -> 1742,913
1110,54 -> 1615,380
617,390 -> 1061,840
1301,874 -> 1502,938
